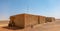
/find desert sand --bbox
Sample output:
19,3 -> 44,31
0,20 -> 60,31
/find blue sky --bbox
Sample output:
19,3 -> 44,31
0,0 -> 60,20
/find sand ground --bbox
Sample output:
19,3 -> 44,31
0,20 -> 60,31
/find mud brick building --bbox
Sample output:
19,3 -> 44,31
9,16 -> 15,24
8,13 -> 55,29
9,13 -> 38,28
8,16 -> 15,27
38,16 -> 46,24
45,17 -> 55,22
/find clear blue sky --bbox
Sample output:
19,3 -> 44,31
0,0 -> 60,20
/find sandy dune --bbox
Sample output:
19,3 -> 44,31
0,20 -> 60,31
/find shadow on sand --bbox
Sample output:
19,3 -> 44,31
2,26 -> 24,30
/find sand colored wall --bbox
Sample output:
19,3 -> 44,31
38,16 -> 46,24
9,16 -> 15,24
45,17 -> 48,23
14,14 -> 25,28
24,14 -> 38,27
50,17 -> 55,22
9,13 -> 56,28
46,17 -> 55,22
9,14 -> 38,28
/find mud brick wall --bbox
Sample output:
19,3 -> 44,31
45,17 -> 48,23
24,14 -> 38,27
45,17 -> 52,22
9,14 -> 38,28
9,16 -> 15,24
9,13 -> 56,28
14,14 -> 25,28
38,16 -> 46,24
50,17 -> 55,22
45,17 -> 55,22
